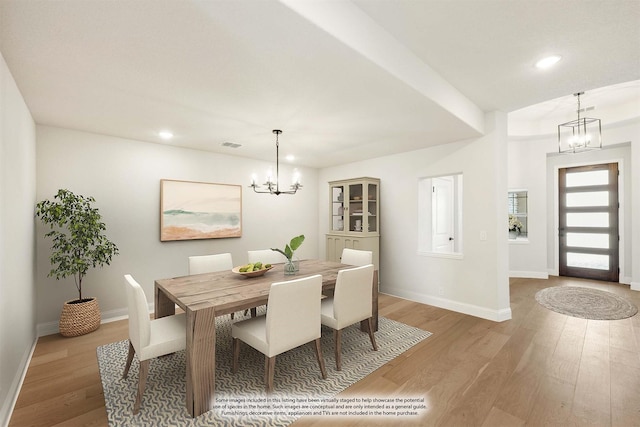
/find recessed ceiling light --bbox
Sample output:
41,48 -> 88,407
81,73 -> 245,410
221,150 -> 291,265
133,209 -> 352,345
158,130 -> 174,140
535,55 -> 562,69
286,154 -> 295,161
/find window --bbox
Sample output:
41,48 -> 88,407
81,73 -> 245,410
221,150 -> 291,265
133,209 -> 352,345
508,190 -> 527,240
418,174 -> 463,256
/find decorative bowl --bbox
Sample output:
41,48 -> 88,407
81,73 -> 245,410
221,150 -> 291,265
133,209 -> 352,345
232,265 -> 274,278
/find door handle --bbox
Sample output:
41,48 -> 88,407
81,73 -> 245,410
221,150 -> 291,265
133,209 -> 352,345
448,237 -> 454,241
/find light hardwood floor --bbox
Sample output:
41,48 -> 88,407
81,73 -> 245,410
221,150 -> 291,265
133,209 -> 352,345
9,277 -> 640,426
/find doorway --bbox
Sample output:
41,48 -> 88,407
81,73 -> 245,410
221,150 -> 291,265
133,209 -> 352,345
432,176 -> 455,253
558,163 -> 619,282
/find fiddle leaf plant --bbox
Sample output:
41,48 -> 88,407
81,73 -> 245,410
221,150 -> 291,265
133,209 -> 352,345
35,189 -> 119,302
271,234 -> 305,260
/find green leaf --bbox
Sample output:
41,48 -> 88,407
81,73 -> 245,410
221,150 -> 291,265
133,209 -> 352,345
289,234 -> 305,251
271,234 -> 305,260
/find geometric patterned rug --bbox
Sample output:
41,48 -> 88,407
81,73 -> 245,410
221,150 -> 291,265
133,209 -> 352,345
97,311 -> 432,426
535,286 -> 638,320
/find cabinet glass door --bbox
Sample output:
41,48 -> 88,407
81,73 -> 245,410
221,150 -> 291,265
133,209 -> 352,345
348,183 -> 364,232
367,182 -> 378,233
330,179 -> 379,234
331,184 -> 345,231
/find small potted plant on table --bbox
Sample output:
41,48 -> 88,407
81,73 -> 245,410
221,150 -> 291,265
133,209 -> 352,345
272,234 -> 305,275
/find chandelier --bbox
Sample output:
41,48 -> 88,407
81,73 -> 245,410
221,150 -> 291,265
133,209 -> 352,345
557,92 -> 602,153
250,130 -> 302,195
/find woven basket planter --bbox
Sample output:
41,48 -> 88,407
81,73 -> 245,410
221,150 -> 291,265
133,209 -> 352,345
59,297 -> 101,337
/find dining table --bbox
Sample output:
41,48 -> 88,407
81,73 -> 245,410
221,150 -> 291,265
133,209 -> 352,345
154,259 -> 379,418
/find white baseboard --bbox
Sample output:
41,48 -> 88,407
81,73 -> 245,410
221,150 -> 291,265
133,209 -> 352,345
620,276 -> 632,285
1,338 -> 37,427
382,286 -> 512,322
509,271 -> 549,279
631,281 -> 640,292
36,320 -> 61,337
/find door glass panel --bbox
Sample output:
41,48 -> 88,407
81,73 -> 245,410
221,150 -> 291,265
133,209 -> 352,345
367,183 -> 377,232
566,253 -> 609,270
566,233 -> 609,249
566,191 -> 609,207
566,212 -> 609,227
565,170 -> 608,187
349,184 -> 364,232
331,186 -> 345,231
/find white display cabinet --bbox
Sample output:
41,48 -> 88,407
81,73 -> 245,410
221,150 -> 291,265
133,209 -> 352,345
326,177 -> 380,268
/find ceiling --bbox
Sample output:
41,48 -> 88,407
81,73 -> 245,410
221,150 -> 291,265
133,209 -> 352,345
1,0 -> 639,168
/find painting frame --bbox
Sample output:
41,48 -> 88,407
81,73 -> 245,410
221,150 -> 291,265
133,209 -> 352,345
160,179 -> 242,241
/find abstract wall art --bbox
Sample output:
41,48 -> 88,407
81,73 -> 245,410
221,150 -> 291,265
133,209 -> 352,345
160,179 -> 242,241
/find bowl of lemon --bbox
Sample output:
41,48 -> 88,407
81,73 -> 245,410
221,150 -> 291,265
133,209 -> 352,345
232,262 -> 273,278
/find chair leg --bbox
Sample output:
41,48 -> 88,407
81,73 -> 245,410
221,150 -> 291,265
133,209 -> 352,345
250,308 -> 257,318
232,338 -> 240,374
313,338 -> 327,379
264,355 -> 269,387
133,359 -> 150,414
123,341 -> 135,379
265,356 -> 276,392
231,312 -> 235,320
334,329 -> 342,371
367,317 -> 378,351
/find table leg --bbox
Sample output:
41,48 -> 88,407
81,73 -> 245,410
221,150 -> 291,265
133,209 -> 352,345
154,284 -> 175,318
361,269 -> 379,332
185,305 -> 216,417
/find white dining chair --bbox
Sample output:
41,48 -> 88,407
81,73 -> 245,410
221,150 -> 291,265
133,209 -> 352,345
321,264 -> 377,371
231,274 -> 327,392
122,274 -> 186,414
246,249 -> 287,317
189,252 -> 244,318
340,248 -> 373,266
247,249 -> 287,265
188,253 -> 233,275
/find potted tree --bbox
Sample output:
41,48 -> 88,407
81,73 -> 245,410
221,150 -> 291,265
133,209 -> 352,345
36,189 -> 119,337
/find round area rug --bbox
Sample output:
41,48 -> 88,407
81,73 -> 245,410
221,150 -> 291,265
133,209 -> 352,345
535,286 -> 638,320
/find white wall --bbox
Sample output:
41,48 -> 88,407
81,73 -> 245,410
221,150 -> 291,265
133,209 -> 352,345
0,53 -> 37,427
35,126 -> 319,333
632,132 -> 640,291
318,112 -> 512,321
507,135 -> 552,278
508,120 -> 639,284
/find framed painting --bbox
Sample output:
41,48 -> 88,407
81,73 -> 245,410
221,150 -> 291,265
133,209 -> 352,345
160,179 -> 242,241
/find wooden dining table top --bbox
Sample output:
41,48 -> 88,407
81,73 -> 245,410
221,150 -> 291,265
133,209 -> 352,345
155,259 -> 346,317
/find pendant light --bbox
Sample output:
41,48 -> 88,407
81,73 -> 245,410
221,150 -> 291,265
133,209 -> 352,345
558,92 -> 602,153
249,130 -> 302,195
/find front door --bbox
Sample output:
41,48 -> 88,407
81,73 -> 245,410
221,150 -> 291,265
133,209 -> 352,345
558,163 -> 619,282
